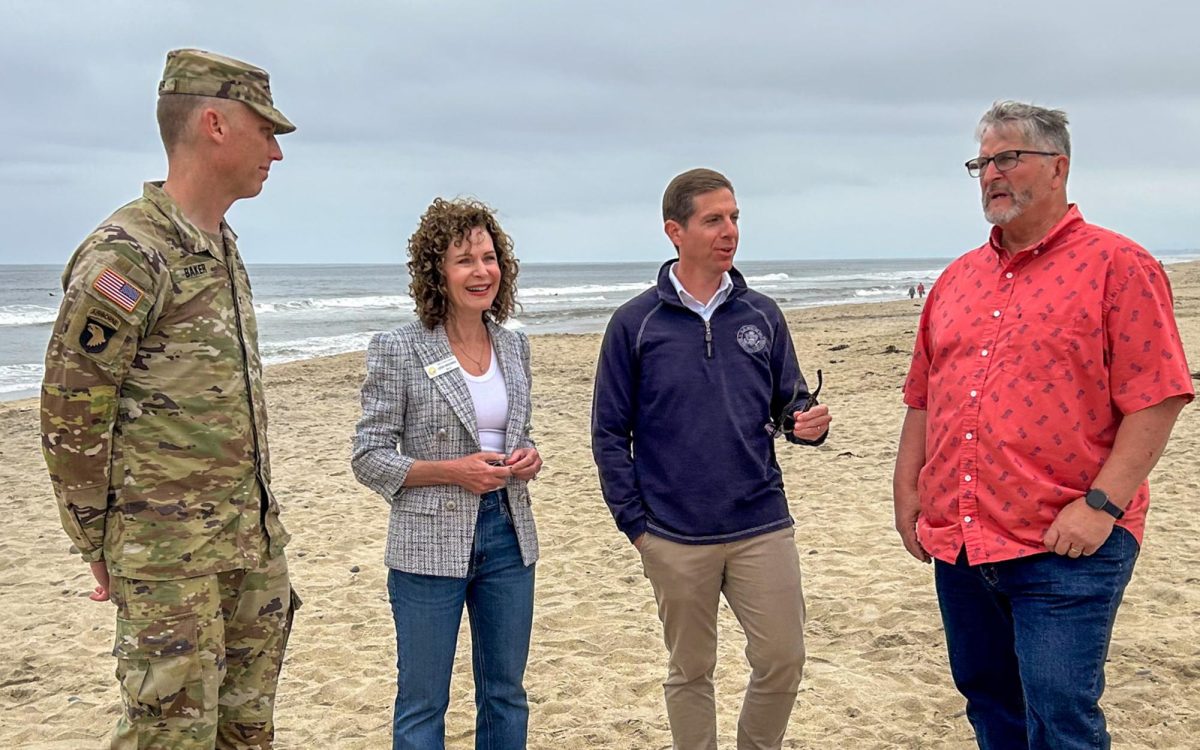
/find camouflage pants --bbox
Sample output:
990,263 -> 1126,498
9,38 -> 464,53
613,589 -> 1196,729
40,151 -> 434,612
108,550 -> 297,750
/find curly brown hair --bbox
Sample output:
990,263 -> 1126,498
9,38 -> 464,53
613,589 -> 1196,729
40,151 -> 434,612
407,197 -> 520,328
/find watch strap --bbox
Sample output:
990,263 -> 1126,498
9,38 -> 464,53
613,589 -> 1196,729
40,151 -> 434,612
1086,488 -> 1125,520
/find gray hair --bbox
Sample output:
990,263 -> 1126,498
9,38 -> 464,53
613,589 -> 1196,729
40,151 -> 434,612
975,100 -> 1071,158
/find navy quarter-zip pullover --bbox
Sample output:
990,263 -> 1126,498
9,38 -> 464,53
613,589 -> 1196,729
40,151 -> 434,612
591,260 -> 823,545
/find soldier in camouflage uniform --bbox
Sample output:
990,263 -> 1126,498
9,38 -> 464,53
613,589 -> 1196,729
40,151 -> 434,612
41,49 -> 300,750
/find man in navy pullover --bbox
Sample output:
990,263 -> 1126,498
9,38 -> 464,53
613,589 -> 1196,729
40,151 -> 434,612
591,168 -> 831,750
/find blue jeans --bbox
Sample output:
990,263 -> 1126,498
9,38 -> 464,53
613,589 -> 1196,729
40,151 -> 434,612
387,489 -> 536,750
934,527 -> 1139,750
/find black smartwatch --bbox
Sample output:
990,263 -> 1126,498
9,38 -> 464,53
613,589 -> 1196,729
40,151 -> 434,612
1085,488 -> 1124,520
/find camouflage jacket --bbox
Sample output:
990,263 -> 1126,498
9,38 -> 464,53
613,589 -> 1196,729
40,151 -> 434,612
41,182 -> 289,580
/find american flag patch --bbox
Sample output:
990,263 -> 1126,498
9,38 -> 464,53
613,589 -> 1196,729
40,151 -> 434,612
92,267 -> 144,313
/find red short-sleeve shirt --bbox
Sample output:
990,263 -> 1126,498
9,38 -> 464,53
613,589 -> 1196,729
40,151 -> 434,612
904,206 -> 1193,564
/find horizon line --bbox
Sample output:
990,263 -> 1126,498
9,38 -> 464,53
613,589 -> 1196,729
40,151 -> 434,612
5,249 -> 1200,268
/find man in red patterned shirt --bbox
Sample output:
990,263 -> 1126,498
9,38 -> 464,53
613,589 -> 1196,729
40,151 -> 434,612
893,100 -> 1193,749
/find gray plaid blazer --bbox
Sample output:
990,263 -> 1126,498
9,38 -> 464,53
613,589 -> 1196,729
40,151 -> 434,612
351,319 -> 539,577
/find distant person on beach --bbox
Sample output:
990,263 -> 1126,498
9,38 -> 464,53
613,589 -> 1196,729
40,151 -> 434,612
908,285 -> 916,299
893,100 -> 1193,749
352,198 -> 541,750
591,168 -> 831,750
39,49 -> 299,747
916,282 -> 925,298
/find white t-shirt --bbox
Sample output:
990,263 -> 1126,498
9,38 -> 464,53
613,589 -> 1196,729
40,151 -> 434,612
461,353 -> 508,453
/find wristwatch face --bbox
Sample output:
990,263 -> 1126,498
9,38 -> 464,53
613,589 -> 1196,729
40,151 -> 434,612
1085,488 -> 1123,519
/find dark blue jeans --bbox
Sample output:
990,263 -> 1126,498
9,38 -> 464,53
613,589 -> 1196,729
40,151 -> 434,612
387,490 -> 536,750
934,527 -> 1139,750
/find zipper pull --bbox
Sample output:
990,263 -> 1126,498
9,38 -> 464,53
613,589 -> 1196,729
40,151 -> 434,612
704,320 -> 713,358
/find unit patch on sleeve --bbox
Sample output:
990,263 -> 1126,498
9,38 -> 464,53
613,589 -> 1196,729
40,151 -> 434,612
92,267 -> 144,313
80,307 -> 121,353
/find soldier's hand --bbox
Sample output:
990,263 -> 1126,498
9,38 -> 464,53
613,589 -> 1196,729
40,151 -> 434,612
88,560 -> 111,602
452,452 -> 513,495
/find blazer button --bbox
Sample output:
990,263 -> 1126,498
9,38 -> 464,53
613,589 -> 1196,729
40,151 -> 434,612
524,423 -> 533,434
436,428 -> 447,441
446,500 -> 457,511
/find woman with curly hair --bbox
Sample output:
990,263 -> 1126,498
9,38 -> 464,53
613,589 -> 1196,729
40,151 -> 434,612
352,197 -> 542,750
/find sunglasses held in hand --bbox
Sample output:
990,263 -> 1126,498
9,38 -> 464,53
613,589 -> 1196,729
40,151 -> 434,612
764,369 -> 822,439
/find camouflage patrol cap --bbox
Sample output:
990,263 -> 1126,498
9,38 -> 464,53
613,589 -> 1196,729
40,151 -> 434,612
158,48 -> 295,134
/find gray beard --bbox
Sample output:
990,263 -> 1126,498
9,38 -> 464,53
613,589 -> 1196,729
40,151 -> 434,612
983,189 -> 1032,225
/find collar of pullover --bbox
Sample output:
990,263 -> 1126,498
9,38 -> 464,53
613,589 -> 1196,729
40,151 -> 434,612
654,259 -> 747,309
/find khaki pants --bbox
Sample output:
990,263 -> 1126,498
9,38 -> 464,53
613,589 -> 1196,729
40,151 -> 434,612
640,527 -> 806,750
108,549 -> 297,750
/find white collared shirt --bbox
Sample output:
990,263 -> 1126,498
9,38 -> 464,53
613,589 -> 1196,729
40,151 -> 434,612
667,263 -> 733,322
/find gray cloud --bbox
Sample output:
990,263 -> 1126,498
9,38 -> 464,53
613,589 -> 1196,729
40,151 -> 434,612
3,0 -> 1197,265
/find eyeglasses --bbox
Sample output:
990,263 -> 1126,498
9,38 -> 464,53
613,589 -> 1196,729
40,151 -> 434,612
964,150 -> 1060,178
764,369 -> 822,439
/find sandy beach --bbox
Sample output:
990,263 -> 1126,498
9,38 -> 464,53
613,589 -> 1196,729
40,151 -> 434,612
2,262 -> 1198,750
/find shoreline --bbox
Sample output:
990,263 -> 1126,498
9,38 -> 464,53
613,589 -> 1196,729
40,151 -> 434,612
0,255 -> 960,401
5,255 -> 1198,404
0,291 -> 926,407
7,252 -> 1200,404
0,274 -> 995,409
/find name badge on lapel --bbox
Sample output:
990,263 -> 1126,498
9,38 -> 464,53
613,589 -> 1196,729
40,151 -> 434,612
425,355 -> 461,379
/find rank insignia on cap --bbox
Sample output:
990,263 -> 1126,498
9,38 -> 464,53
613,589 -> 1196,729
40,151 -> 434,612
93,267 -> 144,312
80,315 -> 118,354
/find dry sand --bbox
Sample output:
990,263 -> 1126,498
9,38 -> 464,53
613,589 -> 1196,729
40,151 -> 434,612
2,263 -> 1198,749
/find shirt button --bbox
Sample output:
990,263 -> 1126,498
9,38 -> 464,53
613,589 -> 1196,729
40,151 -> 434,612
1033,249 -> 1040,255
993,310 -> 1001,318
965,432 -> 973,440
446,500 -> 457,511
969,390 -> 977,398
964,474 -> 972,482
981,349 -> 989,357
964,515 -> 973,523
1005,272 -> 1014,279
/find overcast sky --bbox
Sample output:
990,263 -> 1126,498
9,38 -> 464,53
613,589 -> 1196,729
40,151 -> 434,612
3,1 -> 1197,265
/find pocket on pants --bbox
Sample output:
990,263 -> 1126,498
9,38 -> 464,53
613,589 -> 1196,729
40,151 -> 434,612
281,586 -> 302,656
113,614 -> 202,720
638,533 -> 656,576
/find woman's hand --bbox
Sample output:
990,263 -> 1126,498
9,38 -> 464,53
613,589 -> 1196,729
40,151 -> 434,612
451,452 -> 512,494
506,448 -> 543,481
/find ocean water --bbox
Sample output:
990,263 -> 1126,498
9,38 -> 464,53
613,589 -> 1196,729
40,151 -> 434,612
5,252 -> 1198,401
